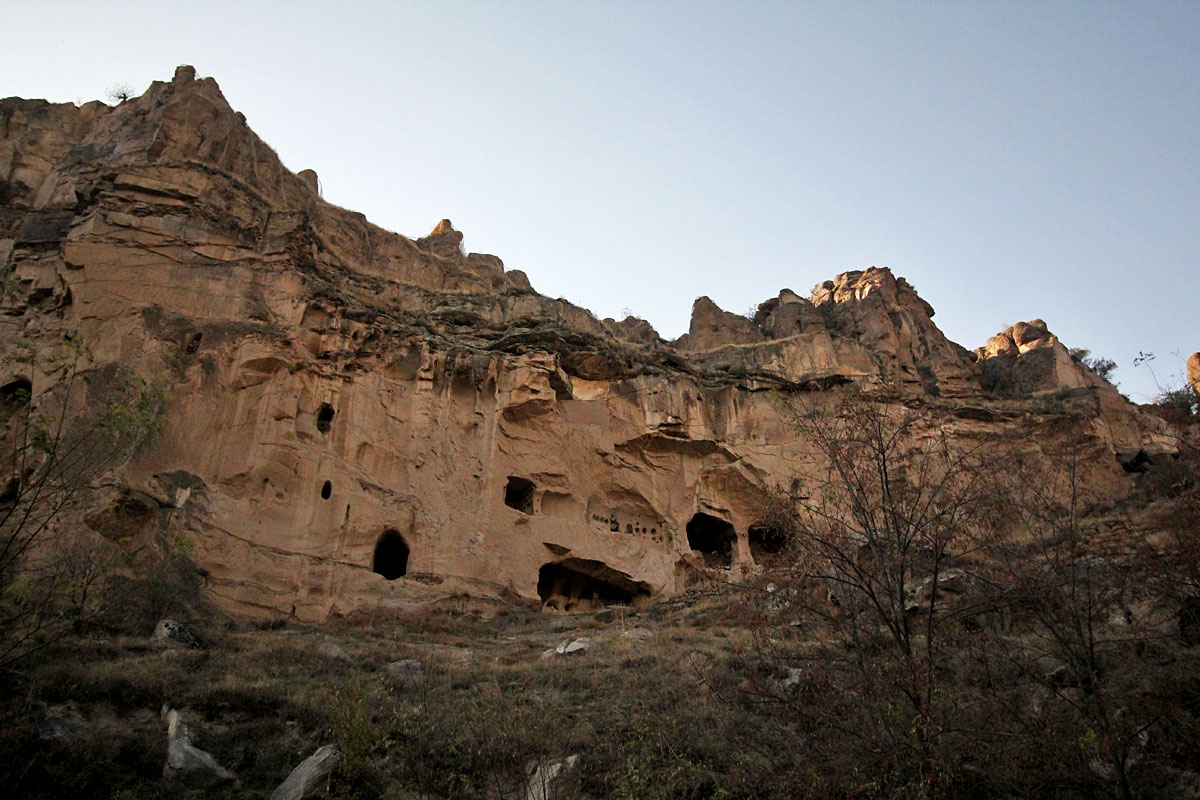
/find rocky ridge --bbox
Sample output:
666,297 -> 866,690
0,67 -> 1177,620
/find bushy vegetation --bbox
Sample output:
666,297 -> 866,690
1069,347 -> 1118,383
1,337 -> 164,668
743,389 -> 1200,799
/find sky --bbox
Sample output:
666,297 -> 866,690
3,1 -> 1197,401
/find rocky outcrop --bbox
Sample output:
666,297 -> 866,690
975,319 -> 1095,396
0,67 -> 1179,621
810,269 -> 978,395
1189,352 -> 1200,396
673,270 -> 978,395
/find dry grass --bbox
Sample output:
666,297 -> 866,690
1,587 -> 805,799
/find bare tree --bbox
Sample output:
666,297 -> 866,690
746,388 -> 1008,793
735,384 -> 1200,797
0,337 -> 163,667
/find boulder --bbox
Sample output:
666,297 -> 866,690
296,169 -> 320,195
416,218 -> 465,258
542,638 -> 594,658
679,296 -> 763,352
1010,319 -> 1050,351
151,619 -> 202,650
270,744 -> 341,800
523,754 -> 581,800
607,315 -> 660,344
161,707 -> 234,782
505,269 -> 533,290
974,320 -> 1095,395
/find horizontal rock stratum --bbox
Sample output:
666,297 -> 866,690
0,67 -> 1176,620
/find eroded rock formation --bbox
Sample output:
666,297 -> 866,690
0,67 -> 1178,620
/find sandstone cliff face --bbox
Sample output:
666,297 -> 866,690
0,68 -> 1177,620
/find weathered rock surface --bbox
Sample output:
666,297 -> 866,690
161,706 -> 234,782
0,67 -> 1180,621
975,319 -> 1094,396
270,744 -> 340,800
1189,352 -> 1200,396
523,754 -> 581,800
151,618 -> 202,649
543,637 -> 594,658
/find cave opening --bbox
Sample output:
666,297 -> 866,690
1,377 -> 32,410
0,477 -> 18,511
504,476 -> 535,514
537,559 -> 650,612
316,403 -> 335,433
686,512 -> 735,569
748,523 -> 790,561
185,331 -> 203,355
320,480 -> 332,500
372,529 -> 409,580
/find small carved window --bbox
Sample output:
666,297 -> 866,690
504,477 -> 535,514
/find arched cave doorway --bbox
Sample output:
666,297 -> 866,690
320,480 -> 332,500
686,512 -> 735,569
372,529 -> 409,580
504,476 -> 535,514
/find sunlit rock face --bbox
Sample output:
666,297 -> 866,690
975,319 -> 1094,396
0,67 -> 1176,620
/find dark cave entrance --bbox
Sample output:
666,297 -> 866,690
1,377 -> 32,416
537,559 -> 651,613
372,529 -> 409,580
686,512 -> 735,569
316,403 -> 335,433
504,476 -> 535,514
185,331 -> 203,355
748,523 -> 789,562
320,480 -> 332,500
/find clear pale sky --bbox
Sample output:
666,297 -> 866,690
4,1 -> 1197,401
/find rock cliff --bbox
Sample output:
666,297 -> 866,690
0,68 -> 1177,620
